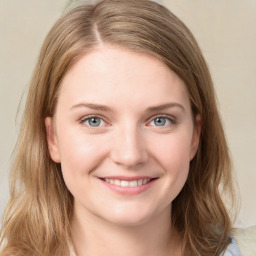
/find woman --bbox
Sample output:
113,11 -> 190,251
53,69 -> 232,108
0,0 -> 241,255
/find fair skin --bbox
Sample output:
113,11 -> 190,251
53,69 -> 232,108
45,45 -> 201,256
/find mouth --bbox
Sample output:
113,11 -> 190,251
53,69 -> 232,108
98,176 -> 158,195
102,178 -> 155,187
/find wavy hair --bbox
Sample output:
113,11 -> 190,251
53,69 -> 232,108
0,0 -> 236,255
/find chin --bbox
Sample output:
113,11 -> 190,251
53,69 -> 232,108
100,206 -> 159,227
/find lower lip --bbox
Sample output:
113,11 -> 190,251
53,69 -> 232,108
99,179 -> 157,195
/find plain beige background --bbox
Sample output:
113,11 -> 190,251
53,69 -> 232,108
0,0 -> 255,227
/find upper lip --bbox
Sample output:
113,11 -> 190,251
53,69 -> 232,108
99,176 -> 158,181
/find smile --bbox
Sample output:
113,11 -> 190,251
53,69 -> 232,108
103,178 -> 151,187
99,176 -> 157,195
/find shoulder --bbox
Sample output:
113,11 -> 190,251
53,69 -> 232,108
221,236 -> 241,256
69,241 -> 77,256
232,225 -> 256,256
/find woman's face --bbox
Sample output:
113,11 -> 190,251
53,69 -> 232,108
45,46 -> 200,226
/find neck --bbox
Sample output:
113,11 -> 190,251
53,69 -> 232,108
71,203 -> 181,256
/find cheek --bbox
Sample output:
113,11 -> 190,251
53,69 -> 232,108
56,129 -> 108,186
150,131 -> 192,167
149,132 -> 192,196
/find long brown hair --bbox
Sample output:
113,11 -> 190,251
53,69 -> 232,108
0,0 -> 236,255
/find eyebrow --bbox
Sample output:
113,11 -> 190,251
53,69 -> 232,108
146,103 -> 185,113
70,102 -> 185,113
70,103 -> 111,111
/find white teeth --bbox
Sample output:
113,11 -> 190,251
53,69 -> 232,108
114,179 -> 121,186
104,178 -> 151,187
120,180 -> 129,187
130,180 -> 138,187
143,179 -> 148,185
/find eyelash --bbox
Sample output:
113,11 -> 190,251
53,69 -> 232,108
148,114 -> 176,127
79,114 -> 176,128
79,115 -> 108,128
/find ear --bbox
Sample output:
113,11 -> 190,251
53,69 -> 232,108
190,114 -> 201,161
45,117 -> 61,163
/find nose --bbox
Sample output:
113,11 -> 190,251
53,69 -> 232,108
110,125 -> 148,168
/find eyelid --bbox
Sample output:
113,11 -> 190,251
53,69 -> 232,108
79,114 -> 176,127
146,114 -> 176,126
79,114 -> 110,127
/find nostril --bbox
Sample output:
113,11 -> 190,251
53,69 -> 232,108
110,130 -> 149,167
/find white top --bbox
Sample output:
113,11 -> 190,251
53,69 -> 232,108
222,236 -> 242,256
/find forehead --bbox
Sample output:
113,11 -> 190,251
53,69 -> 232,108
58,46 -> 190,111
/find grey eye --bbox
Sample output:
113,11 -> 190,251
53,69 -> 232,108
154,117 -> 166,126
85,117 -> 104,127
150,117 -> 171,127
